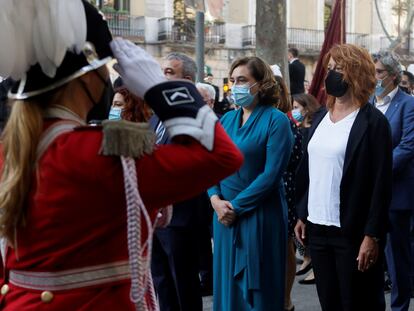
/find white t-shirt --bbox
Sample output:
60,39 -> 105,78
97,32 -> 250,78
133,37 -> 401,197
307,109 -> 359,227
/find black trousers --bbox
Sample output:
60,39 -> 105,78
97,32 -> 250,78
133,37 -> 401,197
151,227 -> 202,311
308,222 -> 385,311
198,224 -> 213,286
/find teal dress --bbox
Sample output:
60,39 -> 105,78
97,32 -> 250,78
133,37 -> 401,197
208,104 -> 293,311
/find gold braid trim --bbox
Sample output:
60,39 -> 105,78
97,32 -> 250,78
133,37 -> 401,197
100,120 -> 155,158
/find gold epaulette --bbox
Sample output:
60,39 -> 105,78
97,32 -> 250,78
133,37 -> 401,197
99,120 -> 155,158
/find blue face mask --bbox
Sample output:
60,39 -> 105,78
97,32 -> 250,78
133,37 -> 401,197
231,83 -> 257,107
292,109 -> 304,122
375,79 -> 386,97
108,107 -> 123,120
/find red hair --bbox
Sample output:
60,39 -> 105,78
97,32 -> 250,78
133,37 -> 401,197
116,88 -> 152,122
323,44 -> 376,108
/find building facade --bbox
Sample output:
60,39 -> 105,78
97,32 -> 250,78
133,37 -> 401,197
99,0 -> 410,94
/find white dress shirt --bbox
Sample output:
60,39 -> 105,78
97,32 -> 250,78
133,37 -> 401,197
307,109 -> 359,227
289,58 -> 299,64
375,86 -> 398,115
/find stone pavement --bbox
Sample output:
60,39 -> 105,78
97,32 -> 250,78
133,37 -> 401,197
202,279 -> 414,311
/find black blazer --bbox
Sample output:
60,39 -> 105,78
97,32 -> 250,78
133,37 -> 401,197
296,103 -> 393,239
289,59 -> 306,95
149,115 -> 209,227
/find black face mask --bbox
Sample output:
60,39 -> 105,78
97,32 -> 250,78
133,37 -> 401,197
86,79 -> 114,123
325,70 -> 349,98
79,70 -> 114,123
400,86 -> 411,95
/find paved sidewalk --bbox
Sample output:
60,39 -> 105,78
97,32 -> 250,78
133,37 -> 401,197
203,278 -> 414,311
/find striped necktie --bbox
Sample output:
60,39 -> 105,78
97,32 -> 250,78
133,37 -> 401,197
155,121 -> 166,145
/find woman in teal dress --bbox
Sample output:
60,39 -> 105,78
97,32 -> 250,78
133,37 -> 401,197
208,57 -> 293,311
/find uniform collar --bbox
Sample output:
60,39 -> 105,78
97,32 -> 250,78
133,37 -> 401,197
43,105 -> 87,126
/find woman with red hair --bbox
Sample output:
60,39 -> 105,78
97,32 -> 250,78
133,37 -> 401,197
295,44 -> 393,311
109,77 -> 153,123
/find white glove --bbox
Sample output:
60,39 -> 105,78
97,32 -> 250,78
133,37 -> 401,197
110,38 -> 166,98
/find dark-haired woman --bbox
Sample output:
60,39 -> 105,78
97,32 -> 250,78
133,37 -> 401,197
291,93 -> 321,285
208,57 -> 293,310
275,75 -> 303,311
295,44 -> 393,311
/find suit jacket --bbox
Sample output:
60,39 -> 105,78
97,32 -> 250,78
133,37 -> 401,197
296,103 -> 393,239
289,59 -> 305,95
149,115 -> 209,227
369,89 -> 414,211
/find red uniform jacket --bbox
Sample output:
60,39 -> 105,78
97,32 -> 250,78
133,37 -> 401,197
0,121 -> 242,310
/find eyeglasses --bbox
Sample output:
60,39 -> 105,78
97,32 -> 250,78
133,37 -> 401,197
375,69 -> 388,75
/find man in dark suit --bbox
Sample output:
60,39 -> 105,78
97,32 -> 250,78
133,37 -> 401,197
288,47 -> 306,95
150,52 -> 210,311
371,52 -> 414,311
204,73 -> 220,105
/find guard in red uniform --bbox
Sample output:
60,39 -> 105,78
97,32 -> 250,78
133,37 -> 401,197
0,1 -> 243,310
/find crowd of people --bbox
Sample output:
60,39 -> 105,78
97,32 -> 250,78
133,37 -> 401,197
1,2 -> 414,311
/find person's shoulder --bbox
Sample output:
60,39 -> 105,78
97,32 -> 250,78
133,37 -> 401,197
53,124 -> 104,151
55,120 -> 155,158
267,105 -> 285,117
313,106 -> 328,120
220,109 -> 237,122
395,89 -> 414,107
266,106 -> 290,125
361,103 -> 389,126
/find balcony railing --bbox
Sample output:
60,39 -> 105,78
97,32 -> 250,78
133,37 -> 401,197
243,25 -> 376,52
346,33 -> 370,49
206,23 -> 226,44
105,15 -> 407,54
105,13 -> 145,40
242,25 -> 256,47
380,36 -> 414,54
288,28 -> 325,50
157,17 -> 226,44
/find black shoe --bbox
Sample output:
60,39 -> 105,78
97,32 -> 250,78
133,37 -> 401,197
200,282 -> 213,297
298,277 -> 316,285
296,262 -> 312,276
201,287 -> 213,297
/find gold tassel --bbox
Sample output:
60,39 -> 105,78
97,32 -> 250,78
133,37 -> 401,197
100,120 -> 155,158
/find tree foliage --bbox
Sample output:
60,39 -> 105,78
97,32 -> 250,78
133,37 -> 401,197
375,0 -> 414,50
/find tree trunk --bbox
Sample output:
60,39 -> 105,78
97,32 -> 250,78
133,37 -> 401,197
256,0 -> 288,79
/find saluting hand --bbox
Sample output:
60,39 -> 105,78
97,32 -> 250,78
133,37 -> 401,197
110,38 -> 166,98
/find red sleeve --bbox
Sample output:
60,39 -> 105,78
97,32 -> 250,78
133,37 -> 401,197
137,123 -> 243,209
